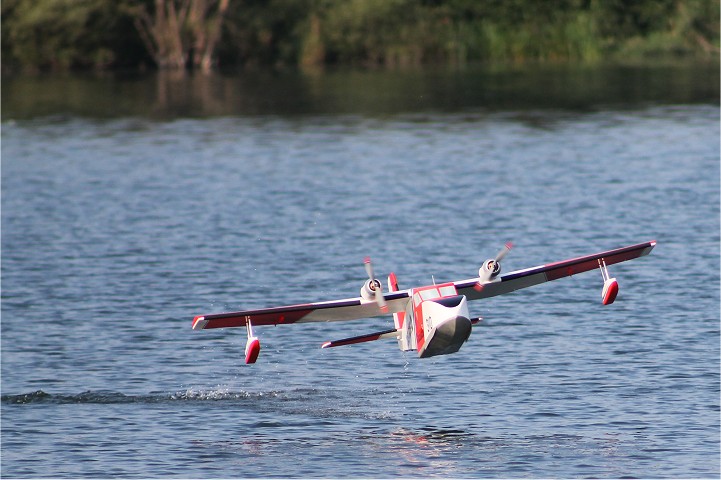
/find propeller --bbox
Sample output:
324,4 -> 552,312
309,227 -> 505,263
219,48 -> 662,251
474,242 -> 513,292
364,256 -> 389,313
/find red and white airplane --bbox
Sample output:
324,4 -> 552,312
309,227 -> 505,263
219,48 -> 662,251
192,241 -> 656,364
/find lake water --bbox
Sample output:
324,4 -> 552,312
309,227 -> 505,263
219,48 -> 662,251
2,64 -> 719,478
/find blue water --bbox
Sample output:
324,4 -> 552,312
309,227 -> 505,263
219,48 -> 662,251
2,101 -> 719,477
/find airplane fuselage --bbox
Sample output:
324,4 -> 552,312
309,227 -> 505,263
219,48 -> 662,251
397,283 -> 473,358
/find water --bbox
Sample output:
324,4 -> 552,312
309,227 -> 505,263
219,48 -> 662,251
2,66 -> 719,477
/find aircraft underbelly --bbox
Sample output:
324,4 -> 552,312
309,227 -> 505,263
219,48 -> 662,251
418,316 -> 472,358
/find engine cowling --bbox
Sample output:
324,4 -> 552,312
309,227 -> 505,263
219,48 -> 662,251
360,278 -> 382,301
479,259 -> 501,279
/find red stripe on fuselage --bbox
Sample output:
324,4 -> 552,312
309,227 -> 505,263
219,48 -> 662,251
413,297 -> 425,352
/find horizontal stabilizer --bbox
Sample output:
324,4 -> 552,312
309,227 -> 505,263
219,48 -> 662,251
321,328 -> 399,349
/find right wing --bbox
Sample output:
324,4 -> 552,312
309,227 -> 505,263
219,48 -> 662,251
454,240 -> 657,301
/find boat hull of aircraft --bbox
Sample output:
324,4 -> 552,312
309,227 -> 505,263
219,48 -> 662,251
418,315 -> 473,358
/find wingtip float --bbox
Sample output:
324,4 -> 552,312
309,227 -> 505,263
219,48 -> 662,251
192,240 -> 656,364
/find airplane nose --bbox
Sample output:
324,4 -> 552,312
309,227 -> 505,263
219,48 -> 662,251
419,316 -> 472,358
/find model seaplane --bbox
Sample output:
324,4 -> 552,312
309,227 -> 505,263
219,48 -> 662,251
192,241 -> 656,364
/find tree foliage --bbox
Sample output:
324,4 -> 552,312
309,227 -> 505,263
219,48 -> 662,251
2,0 -> 718,72
2,0 -> 146,71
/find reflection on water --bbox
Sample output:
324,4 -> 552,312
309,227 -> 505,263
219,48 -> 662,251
392,426 -> 472,444
3,62 -> 719,120
188,424 -> 633,477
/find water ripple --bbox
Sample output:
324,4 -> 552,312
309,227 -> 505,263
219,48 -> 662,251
3,388 -> 304,405
1,103 -> 718,478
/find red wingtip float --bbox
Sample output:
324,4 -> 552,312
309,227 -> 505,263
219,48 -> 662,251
602,279 -> 620,305
193,240 -> 656,364
245,337 -> 260,364
599,258 -> 620,305
244,319 -> 260,364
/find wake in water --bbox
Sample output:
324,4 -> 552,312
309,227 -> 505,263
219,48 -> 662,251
1,388 -> 293,405
2,387 -> 398,423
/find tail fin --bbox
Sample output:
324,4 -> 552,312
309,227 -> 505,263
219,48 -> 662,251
389,273 -> 414,352
388,272 -> 405,330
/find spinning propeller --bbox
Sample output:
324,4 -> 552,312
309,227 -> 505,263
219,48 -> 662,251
474,242 -> 513,292
364,257 -> 389,313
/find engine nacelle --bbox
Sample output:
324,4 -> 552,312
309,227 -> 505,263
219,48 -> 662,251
479,259 -> 501,279
360,278 -> 382,301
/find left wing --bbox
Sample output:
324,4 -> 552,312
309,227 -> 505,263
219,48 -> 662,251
192,291 -> 409,330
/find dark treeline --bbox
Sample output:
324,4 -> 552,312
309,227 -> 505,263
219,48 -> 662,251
2,0 -> 719,73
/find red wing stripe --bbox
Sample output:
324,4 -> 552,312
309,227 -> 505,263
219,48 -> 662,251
193,291 -> 412,330
196,302 -> 350,329
525,240 -> 656,281
455,241 -> 656,300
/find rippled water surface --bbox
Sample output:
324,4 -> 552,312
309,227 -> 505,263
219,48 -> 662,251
2,67 -> 719,478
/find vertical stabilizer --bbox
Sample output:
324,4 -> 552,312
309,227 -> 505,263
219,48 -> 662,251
388,273 -> 405,330
389,273 -> 414,352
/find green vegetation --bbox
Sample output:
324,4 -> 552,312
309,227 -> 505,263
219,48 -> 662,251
2,0 -> 719,72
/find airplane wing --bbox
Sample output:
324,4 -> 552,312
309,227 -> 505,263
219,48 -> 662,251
192,291 -> 410,330
192,240 -> 656,330
455,240 -> 657,301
